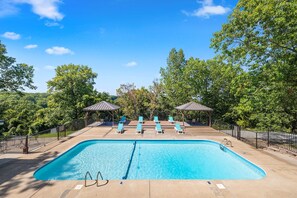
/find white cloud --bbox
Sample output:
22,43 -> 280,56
45,21 -> 64,28
44,65 -> 56,70
1,31 -> 21,40
183,0 -> 230,18
24,44 -> 38,49
45,46 -> 74,55
6,0 -> 64,21
125,61 -> 138,67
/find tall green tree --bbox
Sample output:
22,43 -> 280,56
184,57 -> 240,122
160,48 -> 192,110
211,0 -> 297,131
147,79 -> 163,119
116,83 -> 150,119
116,83 -> 137,119
47,64 -> 97,122
0,41 -> 36,92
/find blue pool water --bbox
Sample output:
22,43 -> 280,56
34,140 -> 266,180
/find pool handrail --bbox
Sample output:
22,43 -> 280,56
85,171 -> 108,187
85,171 -> 94,187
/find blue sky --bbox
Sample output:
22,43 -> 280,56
0,0 -> 237,95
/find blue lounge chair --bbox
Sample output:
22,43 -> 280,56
117,123 -> 124,133
119,116 -> 126,123
136,123 -> 143,133
138,116 -> 144,123
154,116 -> 159,123
175,123 -> 183,133
155,123 -> 163,133
168,116 -> 175,123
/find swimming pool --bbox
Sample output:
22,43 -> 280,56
34,140 -> 266,180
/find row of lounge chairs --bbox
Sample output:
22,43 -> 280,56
152,122 -> 184,133
116,120 -> 183,134
137,116 -> 175,124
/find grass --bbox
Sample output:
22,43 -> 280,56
37,131 -> 74,138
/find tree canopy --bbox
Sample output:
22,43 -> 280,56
0,41 -> 36,92
211,0 -> 297,131
47,64 -> 98,122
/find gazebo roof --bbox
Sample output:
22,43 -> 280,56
175,101 -> 213,111
83,101 -> 120,111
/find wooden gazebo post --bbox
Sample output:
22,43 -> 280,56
84,112 -> 89,127
207,111 -> 212,126
180,110 -> 185,127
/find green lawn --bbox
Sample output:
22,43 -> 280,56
37,131 -> 74,138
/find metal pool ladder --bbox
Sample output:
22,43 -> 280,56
221,138 -> 233,147
220,138 -> 233,151
84,171 -> 109,187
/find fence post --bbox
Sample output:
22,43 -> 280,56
267,130 -> 270,147
23,135 -> 29,154
57,127 -> 60,140
231,125 -> 234,137
237,126 -> 241,140
256,132 -> 258,149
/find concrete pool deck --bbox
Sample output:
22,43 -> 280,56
1,126 -> 297,198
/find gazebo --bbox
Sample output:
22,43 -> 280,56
175,101 -> 213,126
83,101 -> 120,127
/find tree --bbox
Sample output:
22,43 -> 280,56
0,41 -> 36,92
47,64 -> 97,122
0,93 -> 47,135
116,83 -> 151,119
160,48 -> 192,110
211,0 -> 297,131
147,79 -> 163,120
184,57 -> 240,122
116,83 -> 137,119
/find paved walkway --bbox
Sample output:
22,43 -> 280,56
0,126 -> 297,198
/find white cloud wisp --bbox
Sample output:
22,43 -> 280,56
2,0 -> 64,21
183,0 -> 230,18
125,61 -> 138,67
45,46 -> 73,55
16,0 -> 64,20
1,31 -> 21,40
24,44 -> 38,49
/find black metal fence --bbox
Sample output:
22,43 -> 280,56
0,118 -> 93,154
213,121 -> 297,154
